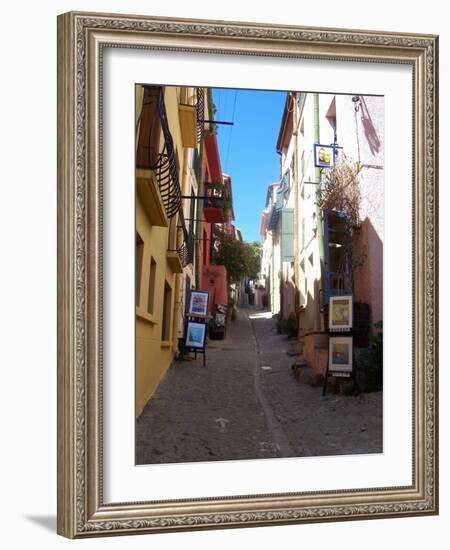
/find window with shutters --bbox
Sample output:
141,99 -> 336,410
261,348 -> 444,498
280,208 -> 294,262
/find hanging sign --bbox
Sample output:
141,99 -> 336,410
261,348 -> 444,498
313,143 -> 336,168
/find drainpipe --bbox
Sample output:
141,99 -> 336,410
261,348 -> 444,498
313,94 -> 326,330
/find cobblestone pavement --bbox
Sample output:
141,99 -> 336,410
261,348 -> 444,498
136,308 -> 382,465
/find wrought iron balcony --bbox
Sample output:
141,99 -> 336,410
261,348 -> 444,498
137,86 -> 195,268
137,86 -> 182,219
177,208 -> 195,267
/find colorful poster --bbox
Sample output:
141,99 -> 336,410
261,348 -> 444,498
329,295 -> 353,331
185,321 -> 206,349
189,290 -> 209,316
329,336 -> 353,373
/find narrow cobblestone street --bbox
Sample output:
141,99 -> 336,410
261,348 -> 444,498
136,308 -> 382,465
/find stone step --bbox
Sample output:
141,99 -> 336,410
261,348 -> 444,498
286,341 -> 304,356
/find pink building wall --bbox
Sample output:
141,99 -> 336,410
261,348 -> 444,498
201,265 -> 228,307
336,95 -> 384,327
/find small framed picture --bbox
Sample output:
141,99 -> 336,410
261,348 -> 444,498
329,295 -> 353,331
188,290 -> 209,316
313,143 -> 336,168
329,336 -> 353,373
185,321 -> 207,349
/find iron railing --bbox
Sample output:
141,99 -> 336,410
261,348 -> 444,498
176,207 -> 194,267
139,86 -> 194,266
196,87 -> 205,144
144,86 -> 182,218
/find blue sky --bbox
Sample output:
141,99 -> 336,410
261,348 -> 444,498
212,88 -> 286,243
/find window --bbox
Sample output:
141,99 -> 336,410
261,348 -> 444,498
147,257 -> 157,314
161,281 -> 173,341
280,208 -> 294,262
136,233 -> 144,306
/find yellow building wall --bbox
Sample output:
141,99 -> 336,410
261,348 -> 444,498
135,86 -> 188,418
135,198 -> 179,416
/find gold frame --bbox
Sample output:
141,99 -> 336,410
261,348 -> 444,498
57,11 -> 439,538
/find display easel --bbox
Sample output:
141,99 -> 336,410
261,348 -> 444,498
179,290 -> 211,367
322,335 -> 357,396
183,313 -> 210,367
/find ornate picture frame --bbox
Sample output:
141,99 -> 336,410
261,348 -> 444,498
57,11 -> 438,538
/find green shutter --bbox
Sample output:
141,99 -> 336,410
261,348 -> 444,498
275,187 -> 284,208
281,208 -> 294,262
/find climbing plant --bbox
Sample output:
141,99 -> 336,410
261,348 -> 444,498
316,154 -> 367,282
205,181 -> 233,219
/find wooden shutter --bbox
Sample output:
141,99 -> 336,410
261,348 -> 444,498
281,208 -> 294,262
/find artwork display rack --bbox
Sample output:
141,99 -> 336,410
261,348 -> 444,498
323,296 -> 356,396
183,313 -> 211,367
179,290 -> 211,367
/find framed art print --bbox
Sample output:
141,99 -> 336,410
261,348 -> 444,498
185,320 -> 207,349
329,295 -> 353,332
57,11 -> 438,538
329,336 -> 353,374
188,290 -> 210,316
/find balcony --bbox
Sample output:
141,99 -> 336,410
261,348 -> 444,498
136,86 -> 182,219
167,208 -> 194,269
203,183 -> 232,224
166,251 -> 183,273
136,169 -> 168,227
203,200 -> 226,224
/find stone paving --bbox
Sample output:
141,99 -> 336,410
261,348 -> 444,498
135,308 -> 382,465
